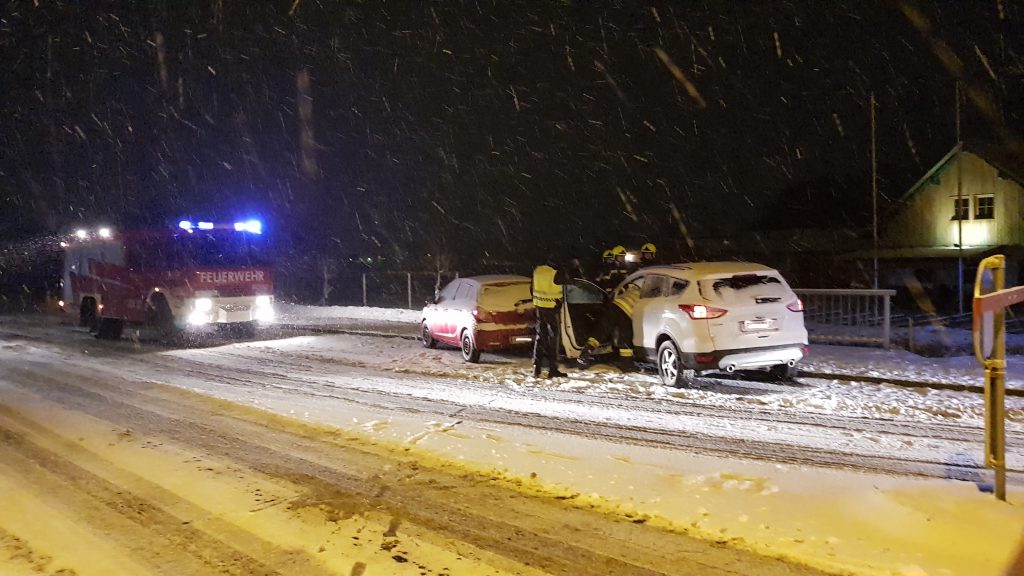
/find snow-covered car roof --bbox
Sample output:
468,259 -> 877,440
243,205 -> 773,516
461,274 -> 530,285
631,262 -> 780,280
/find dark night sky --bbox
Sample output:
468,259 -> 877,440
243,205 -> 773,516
1,1 -> 1021,268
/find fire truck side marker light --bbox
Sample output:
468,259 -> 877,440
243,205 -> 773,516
178,220 -> 193,231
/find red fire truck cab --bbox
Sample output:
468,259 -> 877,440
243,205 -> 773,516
61,221 -> 275,339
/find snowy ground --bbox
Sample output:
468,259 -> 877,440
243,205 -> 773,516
272,304 -> 1024,574
2,307 -> 1024,575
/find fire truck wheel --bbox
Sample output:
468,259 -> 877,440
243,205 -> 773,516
96,318 -> 123,340
148,295 -> 176,338
235,322 -> 257,339
79,299 -> 98,330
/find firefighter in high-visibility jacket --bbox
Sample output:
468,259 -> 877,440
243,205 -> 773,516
579,278 -> 640,371
531,259 -> 568,378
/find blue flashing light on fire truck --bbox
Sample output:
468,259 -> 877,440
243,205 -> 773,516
61,221 -> 274,340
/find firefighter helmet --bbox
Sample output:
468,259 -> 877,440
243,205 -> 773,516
602,249 -> 614,260
641,242 -> 657,254
611,245 -> 627,256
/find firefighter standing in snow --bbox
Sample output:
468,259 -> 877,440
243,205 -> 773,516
531,259 -> 568,378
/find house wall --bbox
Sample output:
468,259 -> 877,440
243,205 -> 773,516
881,152 -> 1024,248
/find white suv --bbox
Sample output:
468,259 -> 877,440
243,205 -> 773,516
562,262 -> 808,386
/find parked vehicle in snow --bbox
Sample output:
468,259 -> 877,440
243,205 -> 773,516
562,263 -> 808,386
60,221 -> 274,340
420,275 -> 535,362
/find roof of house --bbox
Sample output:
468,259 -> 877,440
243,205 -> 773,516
897,141 -> 1024,204
841,245 -> 996,260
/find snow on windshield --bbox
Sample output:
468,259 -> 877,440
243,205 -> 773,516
700,274 -> 790,306
480,282 -> 532,310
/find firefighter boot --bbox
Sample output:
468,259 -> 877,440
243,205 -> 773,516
577,337 -> 600,367
615,347 -> 638,373
548,368 -> 568,379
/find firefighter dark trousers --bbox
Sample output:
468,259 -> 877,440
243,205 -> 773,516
533,306 -> 560,372
587,304 -> 633,358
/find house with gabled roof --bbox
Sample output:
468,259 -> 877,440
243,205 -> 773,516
867,141 -> 1024,310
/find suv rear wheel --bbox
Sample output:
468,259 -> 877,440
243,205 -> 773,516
657,339 -> 693,387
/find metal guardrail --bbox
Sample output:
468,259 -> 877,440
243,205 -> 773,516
794,288 -> 896,348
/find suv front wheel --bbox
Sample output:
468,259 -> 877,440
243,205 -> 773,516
657,339 -> 694,388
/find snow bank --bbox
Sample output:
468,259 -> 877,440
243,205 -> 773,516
275,302 -> 421,326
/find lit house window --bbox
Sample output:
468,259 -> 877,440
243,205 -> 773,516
975,195 -> 994,219
952,197 -> 970,220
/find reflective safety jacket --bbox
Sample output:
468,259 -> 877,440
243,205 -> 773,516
532,265 -> 562,309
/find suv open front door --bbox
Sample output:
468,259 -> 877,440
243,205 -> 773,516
560,279 -> 610,359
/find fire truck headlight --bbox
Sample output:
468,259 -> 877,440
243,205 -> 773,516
254,295 -> 274,322
98,227 -> 112,239
194,298 -> 213,312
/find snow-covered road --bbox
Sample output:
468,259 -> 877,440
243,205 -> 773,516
2,313 -> 1023,575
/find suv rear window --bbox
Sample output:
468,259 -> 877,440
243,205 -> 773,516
707,274 -> 780,293
699,273 -> 789,305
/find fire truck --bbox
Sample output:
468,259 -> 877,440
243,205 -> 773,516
61,220 -> 274,339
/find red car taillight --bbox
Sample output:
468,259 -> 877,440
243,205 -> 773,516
679,304 -> 727,319
787,298 -> 805,312
473,308 -> 492,322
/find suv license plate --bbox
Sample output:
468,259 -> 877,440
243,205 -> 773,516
741,318 -> 777,332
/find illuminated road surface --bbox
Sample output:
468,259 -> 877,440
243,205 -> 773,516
0,322 -> 830,576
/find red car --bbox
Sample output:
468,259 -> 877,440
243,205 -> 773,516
420,275 -> 535,362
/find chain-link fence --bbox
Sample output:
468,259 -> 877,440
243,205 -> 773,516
357,271 -> 461,309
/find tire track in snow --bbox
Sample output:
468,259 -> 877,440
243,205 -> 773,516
0,360 -> 831,576
38,340 -> 1021,480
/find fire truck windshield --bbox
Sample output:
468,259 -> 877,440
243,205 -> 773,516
127,231 -> 267,270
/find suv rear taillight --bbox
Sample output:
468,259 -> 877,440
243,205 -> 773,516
473,308 -> 492,322
679,304 -> 727,319
786,298 -> 804,312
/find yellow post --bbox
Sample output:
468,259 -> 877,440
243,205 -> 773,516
974,255 -> 1012,501
987,261 -> 1007,502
